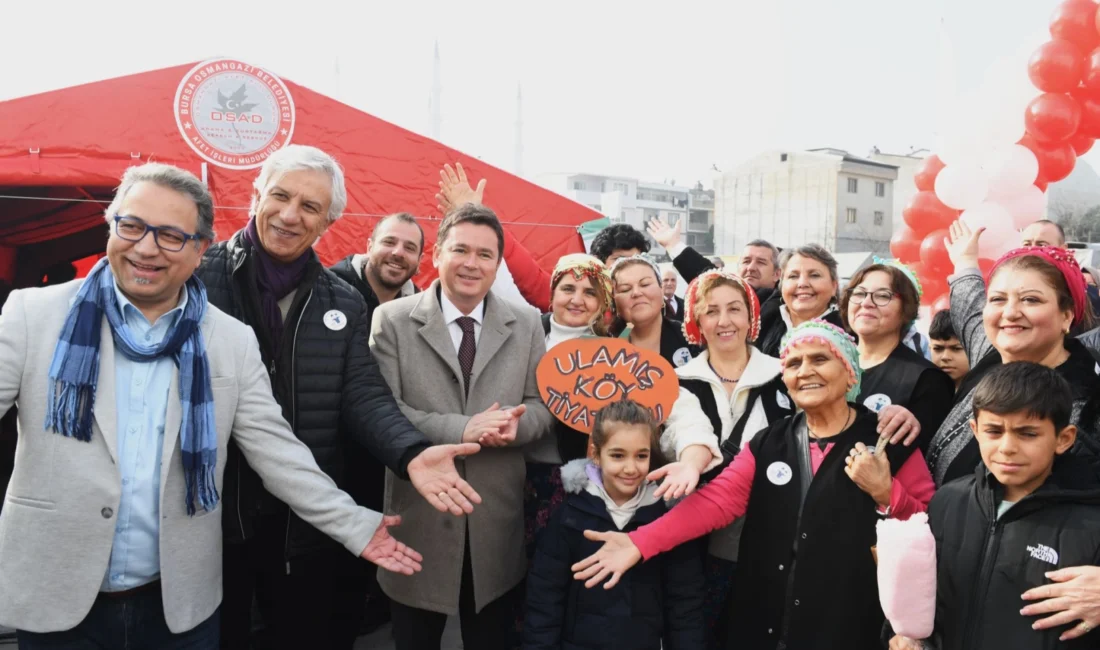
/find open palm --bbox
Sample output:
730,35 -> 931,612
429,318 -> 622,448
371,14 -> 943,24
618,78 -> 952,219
361,515 -> 423,575
408,442 -> 483,515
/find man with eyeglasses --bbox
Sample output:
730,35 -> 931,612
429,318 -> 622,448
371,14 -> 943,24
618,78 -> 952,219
0,163 -> 424,648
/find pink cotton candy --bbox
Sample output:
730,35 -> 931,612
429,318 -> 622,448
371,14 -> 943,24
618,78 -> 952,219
876,512 -> 936,639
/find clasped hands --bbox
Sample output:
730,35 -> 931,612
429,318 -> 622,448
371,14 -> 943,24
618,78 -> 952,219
463,401 -> 526,447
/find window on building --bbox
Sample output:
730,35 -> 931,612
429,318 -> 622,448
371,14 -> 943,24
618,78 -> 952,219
613,182 -> 629,195
875,181 -> 885,197
573,181 -> 585,190
847,178 -> 858,193
781,153 -> 788,162
874,211 -> 884,226
846,208 -> 857,223
667,214 -> 680,225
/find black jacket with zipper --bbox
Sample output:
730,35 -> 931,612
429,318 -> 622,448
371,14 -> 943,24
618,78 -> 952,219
927,456 -> 1100,650
197,232 -> 430,557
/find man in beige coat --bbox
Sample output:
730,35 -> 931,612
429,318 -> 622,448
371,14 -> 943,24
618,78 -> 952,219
371,203 -> 553,650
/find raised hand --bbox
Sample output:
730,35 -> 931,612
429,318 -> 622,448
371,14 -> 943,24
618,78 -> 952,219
945,219 -> 982,272
648,461 -> 701,501
436,162 -> 486,214
646,215 -> 682,250
571,530 -> 642,589
408,443 -> 483,515
360,515 -> 424,575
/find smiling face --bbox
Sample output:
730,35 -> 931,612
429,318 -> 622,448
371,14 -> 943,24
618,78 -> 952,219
782,254 -> 837,321
847,270 -> 904,341
971,409 -> 1075,502
613,262 -> 664,327
434,222 -> 501,312
697,283 -> 751,354
782,341 -> 851,412
593,424 -> 654,506
366,217 -> 423,290
106,181 -> 210,318
983,265 -> 1073,363
552,274 -> 602,328
252,169 -> 333,263
739,245 -> 777,289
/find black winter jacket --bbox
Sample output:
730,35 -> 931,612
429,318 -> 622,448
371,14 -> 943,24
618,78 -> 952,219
927,457 -> 1100,650
197,233 -> 429,557
522,460 -> 705,650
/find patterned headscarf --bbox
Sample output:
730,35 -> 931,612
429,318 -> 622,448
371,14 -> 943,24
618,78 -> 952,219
681,270 -> 761,345
987,246 -> 1088,326
871,256 -> 923,302
779,319 -> 862,402
551,253 -> 613,317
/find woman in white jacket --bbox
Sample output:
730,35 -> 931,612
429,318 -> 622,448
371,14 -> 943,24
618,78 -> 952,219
649,269 -> 793,650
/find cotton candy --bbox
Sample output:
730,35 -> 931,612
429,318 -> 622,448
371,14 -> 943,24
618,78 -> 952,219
876,512 -> 937,639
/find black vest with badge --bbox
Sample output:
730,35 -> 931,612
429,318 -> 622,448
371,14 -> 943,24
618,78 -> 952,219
727,407 -> 913,650
855,342 -> 936,413
678,376 -> 793,483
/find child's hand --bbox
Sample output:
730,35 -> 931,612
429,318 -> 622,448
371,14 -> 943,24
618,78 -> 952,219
571,530 -> 642,590
648,462 -> 701,501
888,635 -> 923,650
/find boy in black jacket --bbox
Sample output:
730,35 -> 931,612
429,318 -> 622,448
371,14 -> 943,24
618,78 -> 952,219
891,362 -> 1100,650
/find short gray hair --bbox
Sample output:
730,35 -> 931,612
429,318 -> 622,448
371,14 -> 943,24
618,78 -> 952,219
251,145 -> 347,223
779,244 -> 839,282
744,239 -> 779,269
103,163 -> 215,240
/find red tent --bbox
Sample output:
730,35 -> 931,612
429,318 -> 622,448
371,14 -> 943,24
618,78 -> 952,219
0,59 -> 597,289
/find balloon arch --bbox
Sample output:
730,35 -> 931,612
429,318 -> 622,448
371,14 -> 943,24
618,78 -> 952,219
892,0 -> 1100,309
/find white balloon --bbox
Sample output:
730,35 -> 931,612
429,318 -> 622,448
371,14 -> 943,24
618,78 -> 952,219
996,184 -> 1049,230
935,163 -> 990,211
984,145 -> 1040,198
961,202 -> 1017,258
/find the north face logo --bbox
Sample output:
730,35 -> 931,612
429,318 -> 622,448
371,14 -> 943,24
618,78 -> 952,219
1027,544 -> 1059,565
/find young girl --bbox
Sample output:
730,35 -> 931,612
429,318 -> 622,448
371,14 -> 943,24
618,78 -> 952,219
522,401 -> 704,649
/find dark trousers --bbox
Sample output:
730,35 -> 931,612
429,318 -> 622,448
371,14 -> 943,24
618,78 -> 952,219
220,515 -> 357,650
17,585 -> 219,650
390,539 -> 518,650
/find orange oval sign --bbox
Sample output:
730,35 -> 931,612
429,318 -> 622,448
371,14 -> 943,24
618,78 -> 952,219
536,338 -> 680,434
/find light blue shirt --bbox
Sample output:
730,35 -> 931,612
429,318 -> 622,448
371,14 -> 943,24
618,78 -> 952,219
100,284 -> 187,592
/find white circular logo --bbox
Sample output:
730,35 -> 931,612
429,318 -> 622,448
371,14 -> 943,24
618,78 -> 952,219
776,391 -> 791,411
673,347 -> 692,367
323,310 -> 347,331
174,59 -> 296,170
863,393 -> 892,413
766,461 -> 793,486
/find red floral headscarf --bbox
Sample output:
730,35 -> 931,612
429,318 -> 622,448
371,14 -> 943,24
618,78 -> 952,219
681,270 -> 761,345
987,246 -> 1087,326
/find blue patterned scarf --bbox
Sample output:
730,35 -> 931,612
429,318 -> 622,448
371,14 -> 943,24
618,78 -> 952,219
45,258 -> 218,515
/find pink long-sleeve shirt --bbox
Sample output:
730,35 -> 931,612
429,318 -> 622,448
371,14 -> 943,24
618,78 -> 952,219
630,443 -> 936,560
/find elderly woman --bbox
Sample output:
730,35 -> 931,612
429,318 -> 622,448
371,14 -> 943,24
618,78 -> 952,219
571,321 -> 936,650
840,259 -> 955,452
756,244 -> 844,357
610,254 -> 698,368
653,270 -> 793,648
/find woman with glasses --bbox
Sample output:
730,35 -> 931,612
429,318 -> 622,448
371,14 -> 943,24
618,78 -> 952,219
840,261 -> 954,452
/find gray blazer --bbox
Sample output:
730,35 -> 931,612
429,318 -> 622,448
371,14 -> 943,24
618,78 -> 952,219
370,282 -> 553,614
0,281 -> 380,634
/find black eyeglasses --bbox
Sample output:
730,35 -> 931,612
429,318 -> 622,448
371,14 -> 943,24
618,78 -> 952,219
848,288 -> 896,307
113,216 -> 203,252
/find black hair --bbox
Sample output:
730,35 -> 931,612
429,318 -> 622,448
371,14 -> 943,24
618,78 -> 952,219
589,224 -> 650,263
436,203 -> 504,259
971,362 -> 1073,432
373,212 -> 425,252
590,400 -> 664,467
928,310 -> 957,341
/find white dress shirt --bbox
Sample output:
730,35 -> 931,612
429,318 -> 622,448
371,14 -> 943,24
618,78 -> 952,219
439,290 -> 485,353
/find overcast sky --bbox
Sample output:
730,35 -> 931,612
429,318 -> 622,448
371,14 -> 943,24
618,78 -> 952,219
3,0 -> 1093,187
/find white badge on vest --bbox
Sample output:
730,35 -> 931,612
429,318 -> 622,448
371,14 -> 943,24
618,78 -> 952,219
776,391 -> 791,411
323,309 -> 347,331
767,461 -> 793,486
672,347 -> 692,367
863,393 -> 892,413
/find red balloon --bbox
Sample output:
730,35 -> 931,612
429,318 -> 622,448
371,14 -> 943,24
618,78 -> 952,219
1025,92 -> 1083,143
919,228 -> 953,275
1082,47 -> 1100,98
1051,0 -> 1100,51
931,293 -> 951,314
1020,134 -> 1078,182
1029,39 -> 1086,93
903,191 -> 958,235
920,273 -> 949,307
890,224 -> 922,264
1036,175 -> 1050,192
1072,133 -> 1096,154
913,155 -> 946,192
1074,87 -> 1100,137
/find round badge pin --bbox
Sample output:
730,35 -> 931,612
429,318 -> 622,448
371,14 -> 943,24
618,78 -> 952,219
673,347 -> 692,367
776,390 -> 791,411
862,393 -> 892,413
323,310 -> 347,331
767,461 -> 793,486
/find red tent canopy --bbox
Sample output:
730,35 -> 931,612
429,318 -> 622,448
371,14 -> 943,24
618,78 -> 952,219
0,60 -> 596,287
